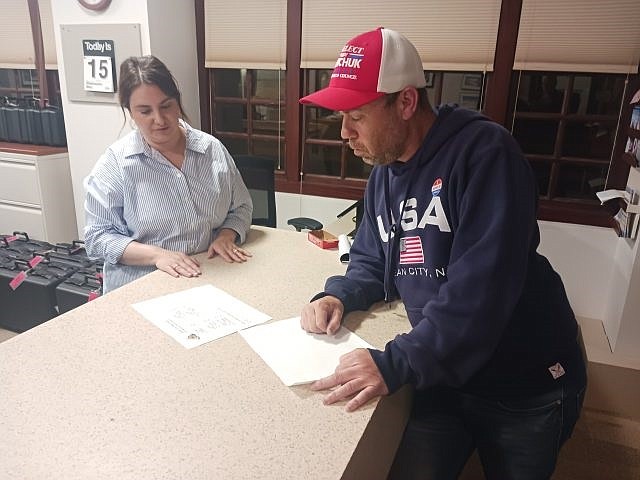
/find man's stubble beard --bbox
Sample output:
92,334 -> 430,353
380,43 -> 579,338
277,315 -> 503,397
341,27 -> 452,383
350,132 -> 406,166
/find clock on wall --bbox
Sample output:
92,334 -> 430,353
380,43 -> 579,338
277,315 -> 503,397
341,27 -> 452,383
77,0 -> 112,11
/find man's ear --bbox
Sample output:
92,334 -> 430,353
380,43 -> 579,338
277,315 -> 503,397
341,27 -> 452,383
398,87 -> 419,120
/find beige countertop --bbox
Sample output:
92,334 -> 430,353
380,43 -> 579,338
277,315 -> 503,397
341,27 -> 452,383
0,227 -> 412,480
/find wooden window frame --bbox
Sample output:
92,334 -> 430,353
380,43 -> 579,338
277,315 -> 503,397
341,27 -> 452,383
207,69 -> 286,167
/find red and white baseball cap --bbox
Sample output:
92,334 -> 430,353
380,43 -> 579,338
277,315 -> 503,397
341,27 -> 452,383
299,27 -> 426,111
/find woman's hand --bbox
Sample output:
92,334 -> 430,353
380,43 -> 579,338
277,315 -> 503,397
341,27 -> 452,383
121,242 -> 201,278
155,250 -> 201,278
207,228 -> 252,262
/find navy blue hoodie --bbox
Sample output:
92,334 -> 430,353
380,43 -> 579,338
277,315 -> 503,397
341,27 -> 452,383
321,105 -> 583,398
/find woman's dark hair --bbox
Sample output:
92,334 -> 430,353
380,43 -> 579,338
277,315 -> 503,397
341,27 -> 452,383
118,55 -> 187,120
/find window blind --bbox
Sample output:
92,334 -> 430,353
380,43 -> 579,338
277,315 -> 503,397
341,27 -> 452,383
204,0 -> 287,69
514,0 -> 640,74
0,0 -> 36,69
300,0 -> 502,72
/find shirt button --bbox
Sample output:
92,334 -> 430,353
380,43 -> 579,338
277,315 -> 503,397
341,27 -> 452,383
176,173 -> 182,178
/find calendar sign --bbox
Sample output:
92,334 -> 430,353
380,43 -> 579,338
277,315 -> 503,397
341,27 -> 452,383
82,39 -> 116,93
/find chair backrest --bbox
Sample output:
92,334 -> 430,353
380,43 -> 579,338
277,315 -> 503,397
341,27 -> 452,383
234,155 -> 277,228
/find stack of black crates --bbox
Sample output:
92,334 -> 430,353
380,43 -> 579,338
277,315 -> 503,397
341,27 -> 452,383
0,231 -> 103,333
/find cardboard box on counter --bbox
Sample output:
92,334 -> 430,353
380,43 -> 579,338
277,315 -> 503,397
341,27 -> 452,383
308,229 -> 339,249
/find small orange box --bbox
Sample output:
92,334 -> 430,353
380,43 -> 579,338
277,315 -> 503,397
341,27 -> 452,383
307,229 -> 339,249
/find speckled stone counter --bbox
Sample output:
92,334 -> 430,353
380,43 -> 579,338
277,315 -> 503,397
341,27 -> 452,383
0,227 -> 412,480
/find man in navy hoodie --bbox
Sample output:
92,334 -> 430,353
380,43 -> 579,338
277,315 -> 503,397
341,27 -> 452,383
299,27 -> 586,480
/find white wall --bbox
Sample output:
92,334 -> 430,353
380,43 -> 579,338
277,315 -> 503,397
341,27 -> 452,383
51,0 -> 199,237
147,0 -> 199,128
275,192 -> 354,231
617,239 -> 640,354
602,238 -> 635,349
538,220 -> 617,321
601,167 -> 640,355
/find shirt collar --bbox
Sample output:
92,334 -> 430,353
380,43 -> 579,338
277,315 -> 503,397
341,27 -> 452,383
122,129 -> 149,158
182,119 -> 208,154
122,119 -> 208,158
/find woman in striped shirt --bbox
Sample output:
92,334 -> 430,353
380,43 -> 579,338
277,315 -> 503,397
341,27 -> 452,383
84,56 -> 253,293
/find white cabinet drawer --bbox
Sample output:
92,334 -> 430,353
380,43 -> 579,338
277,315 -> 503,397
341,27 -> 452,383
0,202 -> 44,239
0,151 -> 75,244
0,161 -> 41,205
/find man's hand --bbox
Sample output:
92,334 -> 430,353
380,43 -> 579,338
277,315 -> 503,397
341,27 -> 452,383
311,349 -> 389,412
300,295 -> 344,335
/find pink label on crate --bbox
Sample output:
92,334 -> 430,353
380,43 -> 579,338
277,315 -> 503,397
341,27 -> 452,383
9,271 -> 27,290
28,255 -> 44,268
4,235 -> 18,243
96,273 -> 104,282
87,291 -> 100,302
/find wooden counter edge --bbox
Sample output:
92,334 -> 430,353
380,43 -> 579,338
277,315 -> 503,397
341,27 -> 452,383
341,385 -> 413,480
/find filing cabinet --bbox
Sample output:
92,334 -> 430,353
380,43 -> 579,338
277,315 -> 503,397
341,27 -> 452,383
0,148 -> 77,244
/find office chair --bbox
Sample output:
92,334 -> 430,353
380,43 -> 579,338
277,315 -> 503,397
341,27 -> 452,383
234,155 -> 278,228
233,154 -> 323,231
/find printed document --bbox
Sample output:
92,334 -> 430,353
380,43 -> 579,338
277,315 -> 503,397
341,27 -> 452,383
132,284 -> 271,348
240,317 -> 373,386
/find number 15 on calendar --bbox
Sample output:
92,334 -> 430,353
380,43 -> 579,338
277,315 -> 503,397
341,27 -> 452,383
82,39 -> 116,93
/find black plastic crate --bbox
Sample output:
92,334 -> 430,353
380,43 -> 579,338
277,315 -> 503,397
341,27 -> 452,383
0,259 -> 77,333
1,231 -> 53,256
55,271 -> 102,314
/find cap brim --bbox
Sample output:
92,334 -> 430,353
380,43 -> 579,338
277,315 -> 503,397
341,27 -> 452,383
299,87 -> 384,111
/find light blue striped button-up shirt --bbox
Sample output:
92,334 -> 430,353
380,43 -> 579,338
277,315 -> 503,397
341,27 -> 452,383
84,121 -> 252,293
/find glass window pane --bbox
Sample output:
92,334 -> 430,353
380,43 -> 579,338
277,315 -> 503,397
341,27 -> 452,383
45,70 -> 62,106
304,143 -> 341,176
578,75 -> 625,115
529,161 -> 551,196
563,120 -> 617,160
345,148 -> 372,179
307,110 -> 342,141
441,72 -> 484,111
303,143 -> 372,180
304,70 -> 342,139
219,137 -> 247,156
214,103 -> 246,133
253,139 -> 285,170
515,73 -> 568,113
310,69 -> 332,90
252,70 -> 285,100
513,118 -> 558,155
556,164 -> 608,200
0,69 -> 16,89
252,106 -> 285,136
213,69 -> 245,98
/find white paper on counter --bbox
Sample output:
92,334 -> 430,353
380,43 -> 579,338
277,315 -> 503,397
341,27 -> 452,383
338,234 -> 352,263
132,284 -> 271,349
239,317 -> 373,386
